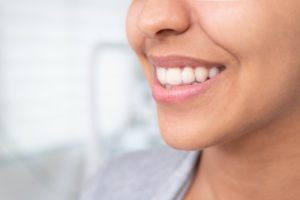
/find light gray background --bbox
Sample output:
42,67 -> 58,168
0,0 -> 163,199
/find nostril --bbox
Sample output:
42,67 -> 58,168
156,28 -> 179,36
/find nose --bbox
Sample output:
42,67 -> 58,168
137,0 -> 190,38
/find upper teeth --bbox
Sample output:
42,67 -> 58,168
156,66 -> 221,86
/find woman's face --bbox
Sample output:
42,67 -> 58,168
127,0 -> 300,150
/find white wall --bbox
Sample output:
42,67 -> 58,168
0,0 -> 133,154
0,1 -> 164,199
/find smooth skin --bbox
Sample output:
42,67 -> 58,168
127,0 -> 300,199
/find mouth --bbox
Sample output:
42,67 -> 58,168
148,55 -> 226,104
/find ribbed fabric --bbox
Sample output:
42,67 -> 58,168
79,146 -> 201,200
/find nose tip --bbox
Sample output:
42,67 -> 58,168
137,0 -> 190,38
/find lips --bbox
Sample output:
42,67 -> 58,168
147,55 -> 226,103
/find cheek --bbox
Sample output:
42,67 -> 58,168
196,2 -> 300,119
126,2 -> 145,55
126,2 -> 155,85
194,2 -> 267,60
196,1 -> 300,65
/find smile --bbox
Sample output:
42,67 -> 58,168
148,55 -> 226,103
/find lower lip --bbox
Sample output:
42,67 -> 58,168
152,71 -> 225,104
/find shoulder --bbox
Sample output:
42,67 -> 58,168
80,145 -> 197,200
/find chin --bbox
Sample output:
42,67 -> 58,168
157,110 -> 227,151
159,125 -> 224,151
156,103 -> 256,151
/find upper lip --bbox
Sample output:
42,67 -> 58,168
148,55 -> 224,68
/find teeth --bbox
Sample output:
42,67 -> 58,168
156,65 -> 223,87
156,67 -> 166,84
195,67 -> 208,83
208,67 -> 220,79
182,67 -> 195,84
165,84 -> 172,89
166,68 -> 182,85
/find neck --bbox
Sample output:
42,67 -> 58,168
190,111 -> 300,200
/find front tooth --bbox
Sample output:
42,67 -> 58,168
208,67 -> 220,79
182,66 -> 195,84
156,67 -> 166,84
195,67 -> 208,82
166,68 -> 182,85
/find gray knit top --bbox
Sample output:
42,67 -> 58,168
79,146 -> 201,200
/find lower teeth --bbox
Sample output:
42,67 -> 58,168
164,81 -> 201,89
165,84 -> 173,89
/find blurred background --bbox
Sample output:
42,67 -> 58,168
0,0 -> 164,199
